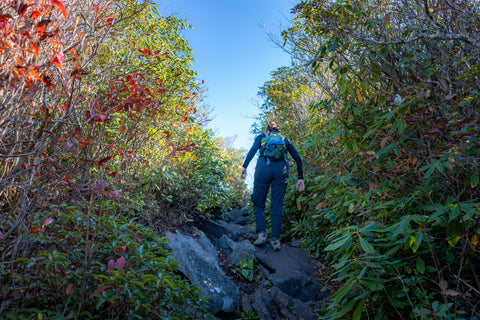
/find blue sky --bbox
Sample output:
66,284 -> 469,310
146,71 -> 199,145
157,1 -> 295,151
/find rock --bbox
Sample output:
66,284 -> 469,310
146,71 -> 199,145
198,217 -> 256,243
215,234 -> 234,254
165,230 -> 240,314
224,208 -> 251,225
216,234 -> 255,265
255,246 -> 322,302
289,239 -> 304,248
292,299 -> 318,320
198,218 -> 238,242
252,283 -> 273,320
227,241 -> 255,266
270,286 -> 291,308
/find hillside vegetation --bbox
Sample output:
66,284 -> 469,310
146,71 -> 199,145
257,0 -> 480,319
0,0 -> 245,318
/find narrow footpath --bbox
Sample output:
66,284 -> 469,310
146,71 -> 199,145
164,208 -> 335,320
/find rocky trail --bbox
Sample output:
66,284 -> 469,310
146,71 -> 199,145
165,209 -> 332,320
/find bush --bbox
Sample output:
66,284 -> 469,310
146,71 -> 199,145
0,200 -> 211,319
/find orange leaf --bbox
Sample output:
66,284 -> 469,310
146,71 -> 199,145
29,66 -> 45,84
93,3 -> 99,13
29,40 -> 38,57
67,49 -> 80,61
30,10 -> 40,20
52,0 -> 67,19
65,284 -> 73,296
30,228 -> 43,234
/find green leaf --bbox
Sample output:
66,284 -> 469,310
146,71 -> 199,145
416,257 -> 425,274
325,232 -> 352,251
412,232 -> 423,253
446,220 -> 461,247
352,299 -> 365,320
358,236 -> 375,254
470,173 -> 479,188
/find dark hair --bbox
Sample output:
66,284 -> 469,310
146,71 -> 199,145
266,121 -> 280,132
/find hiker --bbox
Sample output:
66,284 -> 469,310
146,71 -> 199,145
240,121 -> 304,251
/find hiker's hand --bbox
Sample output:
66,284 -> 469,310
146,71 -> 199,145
241,167 -> 247,180
297,179 -> 305,192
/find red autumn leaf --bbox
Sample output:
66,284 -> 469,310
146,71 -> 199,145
65,140 -> 78,154
30,228 -> 43,234
92,181 -> 108,193
21,164 -> 27,169
29,40 -> 39,57
65,284 -> 73,296
120,125 -> 125,133
107,259 -> 115,270
127,262 -> 134,269
98,156 -> 113,166
35,172 -> 41,179
0,14 -> 11,22
64,175 -> 71,181
116,256 -> 126,270
117,246 -> 126,253
30,10 -> 40,20
89,285 -> 110,299
52,0 -> 67,19
107,171 -> 117,177
182,113 -> 187,122
105,17 -> 113,23
41,218 -> 53,228
93,3 -> 99,13
29,66 -> 45,84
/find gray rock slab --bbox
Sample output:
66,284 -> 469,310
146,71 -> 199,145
165,231 -> 240,314
198,218 -> 256,243
255,246 -> 321,302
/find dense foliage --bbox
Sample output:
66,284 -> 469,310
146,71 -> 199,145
257,0 -> 480,319
0,0 -> 245,317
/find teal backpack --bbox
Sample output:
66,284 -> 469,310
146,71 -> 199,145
261,132 -> 286,160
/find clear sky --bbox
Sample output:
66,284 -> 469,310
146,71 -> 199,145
157,1 -> 295,151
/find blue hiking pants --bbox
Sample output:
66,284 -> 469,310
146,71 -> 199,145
251,157 -> 289,238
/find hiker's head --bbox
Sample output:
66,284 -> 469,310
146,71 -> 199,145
266,121 -> 280,133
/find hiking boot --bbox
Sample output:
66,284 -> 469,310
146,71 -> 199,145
254,232 -> 267,246
270,239 -> 281,251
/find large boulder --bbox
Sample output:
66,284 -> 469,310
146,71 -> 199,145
165,231 -> 240,314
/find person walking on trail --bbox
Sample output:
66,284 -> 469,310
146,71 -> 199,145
240,121 -> 305,251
